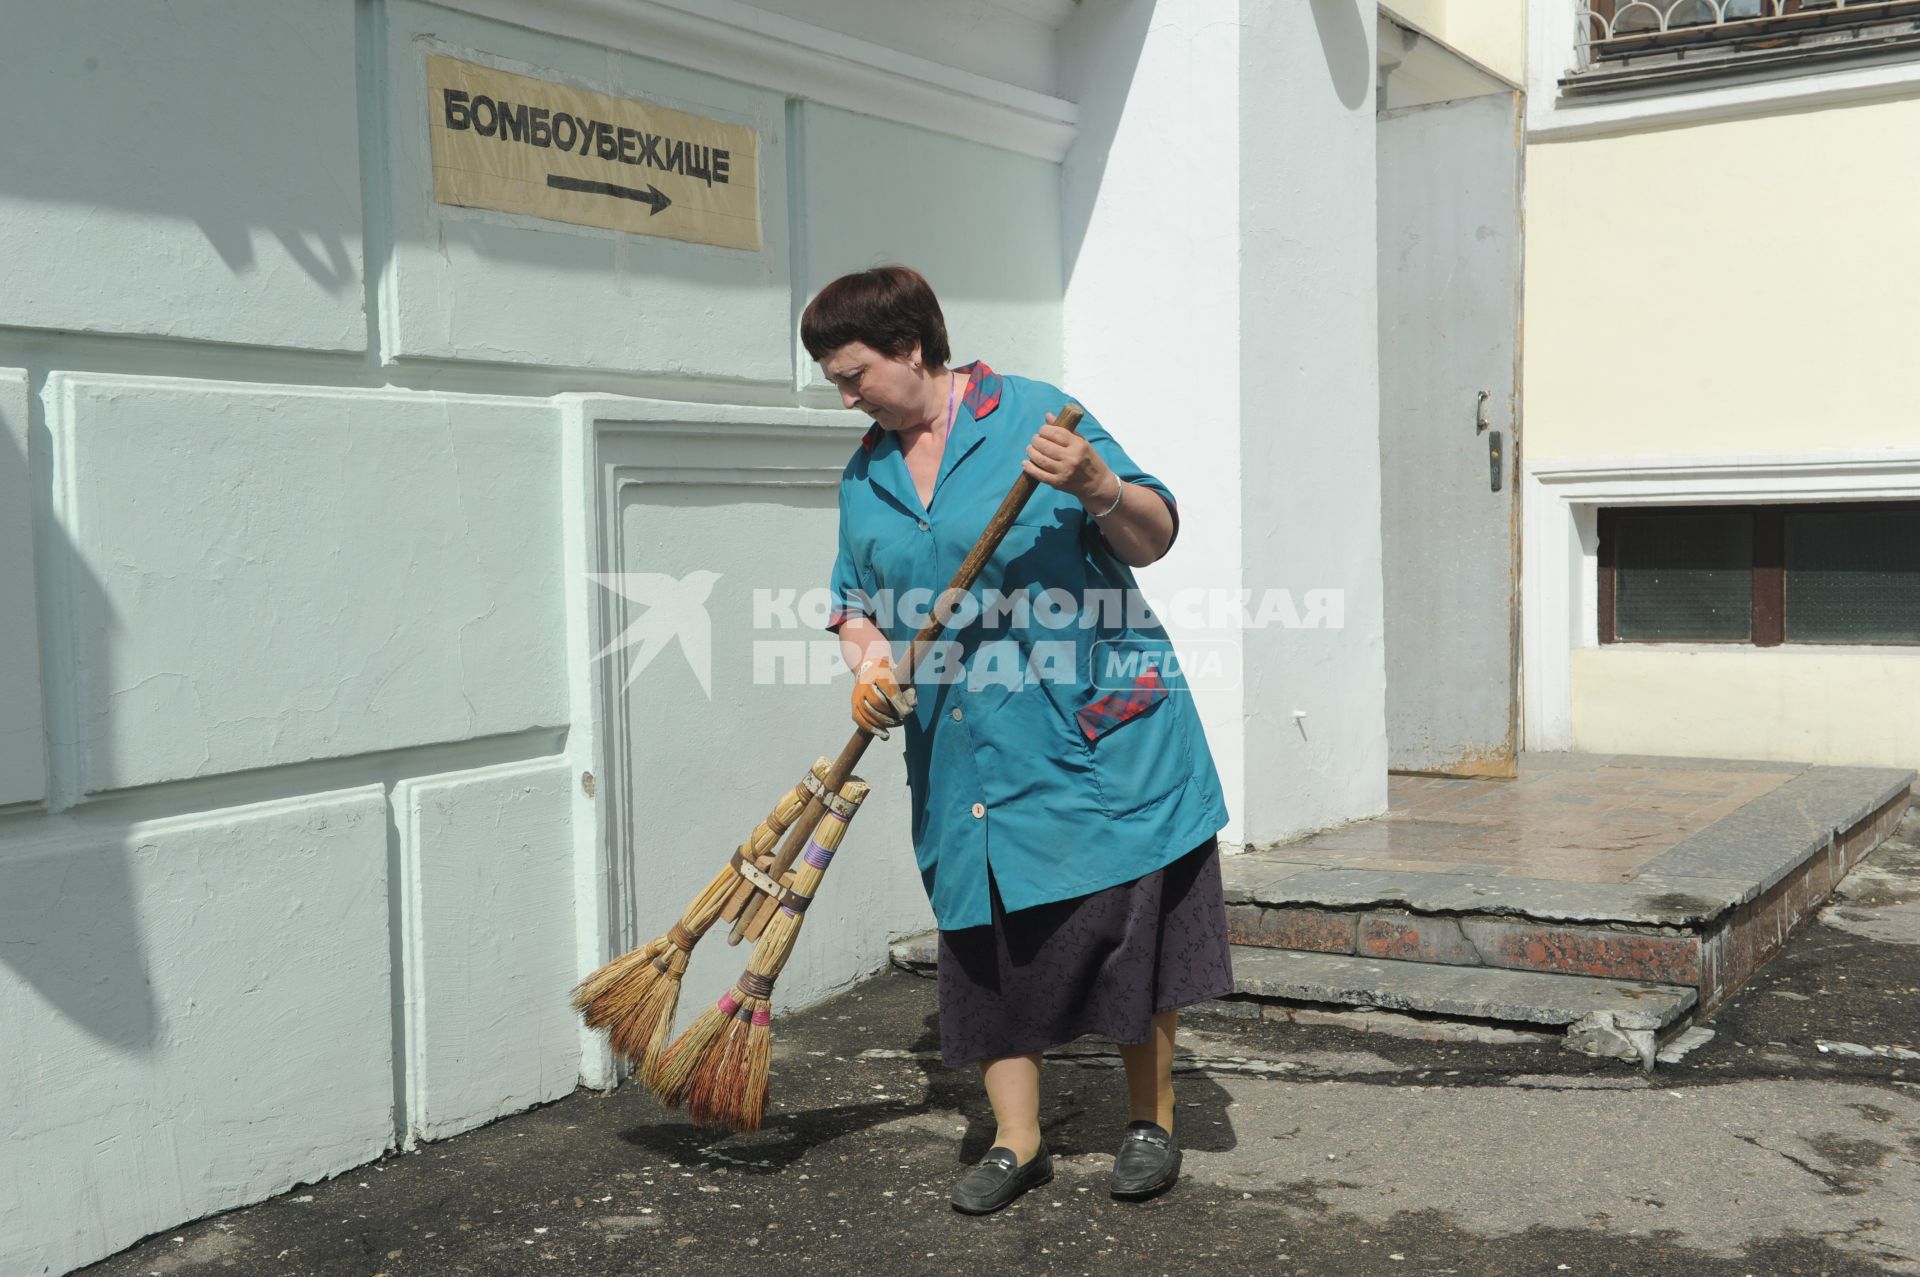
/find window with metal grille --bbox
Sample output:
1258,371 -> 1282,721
1571,1 -> 1920,95
1598,502 -> 1920,645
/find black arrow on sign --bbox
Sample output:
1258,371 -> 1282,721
545,173 -> 672,215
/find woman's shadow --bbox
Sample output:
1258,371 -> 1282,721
620,1006 -> 1241,1174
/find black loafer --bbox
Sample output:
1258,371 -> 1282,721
951,1144 -> 1052,1215
1110,1121 -> 1181,1200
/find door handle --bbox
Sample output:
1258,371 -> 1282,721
1475,389 -> 1491,433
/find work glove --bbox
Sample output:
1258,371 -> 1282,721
852,657 -> 916,738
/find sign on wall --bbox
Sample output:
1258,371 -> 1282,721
426,55 -> 762,252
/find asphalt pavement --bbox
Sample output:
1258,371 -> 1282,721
85,808 -> 1920,1277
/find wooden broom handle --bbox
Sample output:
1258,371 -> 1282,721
726,403 -> 1086,943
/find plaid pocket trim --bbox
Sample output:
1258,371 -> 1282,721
1075,666 -> 1167,742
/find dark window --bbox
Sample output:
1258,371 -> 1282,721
1611,509 -> 1754,641
1598,502 -> 1920,646
1786,508 -> 1920,642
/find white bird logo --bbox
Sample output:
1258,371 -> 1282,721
587,570 -> 722,697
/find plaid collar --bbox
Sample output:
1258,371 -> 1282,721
953,361 -> 1003,421
858,360 -> 1000,455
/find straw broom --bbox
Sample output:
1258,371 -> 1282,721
572,756 -> 835,1083
651,776 -> 871,1131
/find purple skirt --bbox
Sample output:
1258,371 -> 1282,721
935,837 -> 1236,1067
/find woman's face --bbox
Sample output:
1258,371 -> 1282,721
819,341 -> 927,432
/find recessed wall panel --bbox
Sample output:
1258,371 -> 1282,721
52,376 -> 567,794
0,789 -> 393,1275
397,757 -> 578,1141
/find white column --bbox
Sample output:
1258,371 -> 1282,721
1060,0 -> 1387,847
1061,0 -> 1250,838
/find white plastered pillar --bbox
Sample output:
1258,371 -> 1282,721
1061,0 -> 1388,847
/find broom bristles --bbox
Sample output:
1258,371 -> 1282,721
570,937 -> 666,1019
575,856 -> 753,1073
736,1014 -> 773,1132
637,769 -> 864,1130
670,896 -> 808,1129
685,1002 -> 764,1130
651,999 -> 731,1107
610,950 -> 686,1073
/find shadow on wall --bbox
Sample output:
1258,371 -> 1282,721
0,396 -> 161,1057
1,7 -> 361,298
1313,0 -> 1374,111
1060,0 -> 1374,282
1058,0 -> 1155,286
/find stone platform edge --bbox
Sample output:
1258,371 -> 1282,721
1222,766 -> 1915,929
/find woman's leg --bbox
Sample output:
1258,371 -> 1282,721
1117,1009 -> 1179,1133
977,1051 -> 1045,1162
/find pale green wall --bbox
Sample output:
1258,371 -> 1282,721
796,102 -> 1065,387
0,3 -> 1065,1272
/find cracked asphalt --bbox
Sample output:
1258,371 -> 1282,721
86,810 -> 1920,1277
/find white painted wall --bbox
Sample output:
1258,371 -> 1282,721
746,0 -> 1067,96
1062,0 -> 1389,849
1,792 -> 395,1277
794,102 -> 1065,389
0,1 -> 1066,1270
1061,0 -> 1248,836
0,370 -> 46,808
1238,0 -> 1389,839
0,4 -> 367,351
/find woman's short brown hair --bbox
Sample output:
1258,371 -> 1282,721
800,265 -> 951,367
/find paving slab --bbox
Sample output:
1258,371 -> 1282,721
1225,754 -> 1915,928
1227,945 -> 1698,1030
1644,766 -> 1915,891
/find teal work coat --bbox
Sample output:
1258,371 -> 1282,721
825,362 -> 1229,931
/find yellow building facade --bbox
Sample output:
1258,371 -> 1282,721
1391,0 -> 1920,772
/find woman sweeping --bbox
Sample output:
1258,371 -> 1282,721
804,266 -> 1234,1214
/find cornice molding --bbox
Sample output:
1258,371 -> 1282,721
428,0 -> 1079,161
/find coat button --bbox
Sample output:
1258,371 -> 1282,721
918,519 -> 930,531
971,802 -> 986,819
951,706 -> 964,722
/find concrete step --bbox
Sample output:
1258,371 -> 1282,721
1221,901 -> 1704,988
1223,944 -> 1696,1033
890,931 -> 938,972
888,932 -> 1697,1068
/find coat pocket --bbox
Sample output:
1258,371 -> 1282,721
1074,666 -> 1168,742
1072,665 -> 1195,817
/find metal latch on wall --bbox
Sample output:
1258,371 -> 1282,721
1477,390 -> 1502,492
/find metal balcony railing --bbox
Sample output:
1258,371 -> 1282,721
1572,0 -> 1920,88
